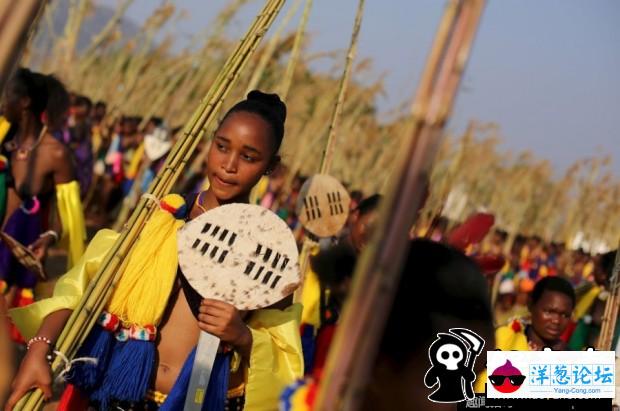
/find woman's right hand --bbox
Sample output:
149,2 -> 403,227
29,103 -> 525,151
4,343 -> 53,411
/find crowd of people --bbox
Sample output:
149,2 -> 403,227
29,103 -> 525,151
0,68 -> 618,410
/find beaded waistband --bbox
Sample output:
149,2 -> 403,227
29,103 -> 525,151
97,311 -> 157,342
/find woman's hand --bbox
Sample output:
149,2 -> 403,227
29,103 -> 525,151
198,299 -> 252,357
28,235 -> 54,261
5,343 -> 53,411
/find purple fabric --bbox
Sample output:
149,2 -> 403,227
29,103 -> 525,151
68,126 -> 94,198
0,202 -> 42,289
73,140 -> 93,198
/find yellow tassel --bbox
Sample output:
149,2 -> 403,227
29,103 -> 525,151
107,194 -> 186,326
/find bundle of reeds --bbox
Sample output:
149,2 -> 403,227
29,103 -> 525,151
597,244 -> 619,350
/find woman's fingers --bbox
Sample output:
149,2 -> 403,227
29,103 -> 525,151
5,383 -> 32,411
201,299 -> 233,311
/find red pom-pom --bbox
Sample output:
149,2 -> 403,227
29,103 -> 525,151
511,319 -> 522,333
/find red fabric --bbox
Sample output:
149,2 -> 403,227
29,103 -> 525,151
560,320 -> 577,343
447,213 -> 495,251
312,324 -> 337,380
472,254 -> 506,276
159,200 -> 178,215
58,384 -> 89,411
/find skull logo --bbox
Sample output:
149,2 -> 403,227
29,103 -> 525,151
436,343 -> 464,370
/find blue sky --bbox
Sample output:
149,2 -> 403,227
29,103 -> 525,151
100,0 -> 620,176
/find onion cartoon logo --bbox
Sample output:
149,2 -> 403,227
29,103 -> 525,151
488,360 -> 525,394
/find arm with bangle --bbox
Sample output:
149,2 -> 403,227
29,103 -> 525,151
5,309 -> 72,410
6,229 -> 119,410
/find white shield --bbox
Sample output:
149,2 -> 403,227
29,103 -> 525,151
296,174 -> 351,238
177,203 -> 300,310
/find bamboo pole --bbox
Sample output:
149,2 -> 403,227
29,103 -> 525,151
14,1 -> 286,409
318,0 -> 364,175
314,2 -> 486,409
245,0 -> 303,94
0,0 -> 46,91
57,0 -> 90,76
597,242 -> 620,350
278,0 -> 313,100
292,0 -> 365,301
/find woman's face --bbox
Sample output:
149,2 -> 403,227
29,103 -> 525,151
530,290 -> 573,342
206,111 -> 276,202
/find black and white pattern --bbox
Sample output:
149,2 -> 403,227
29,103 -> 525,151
178,203 -> 301,310
326,191 -> 345,216
296,174 -> 352,238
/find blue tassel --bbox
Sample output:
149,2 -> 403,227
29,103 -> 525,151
161,348 -> 231,411
279,379 -> 307,411
301,325 -> 316,376
91,339 -> 155,406
65,325 -> 115,391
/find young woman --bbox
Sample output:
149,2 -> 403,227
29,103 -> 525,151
7,91 -> 303,411
0,68 -> 85,339
474,276 -> 575,393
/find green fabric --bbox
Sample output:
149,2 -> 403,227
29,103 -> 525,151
568,318 -> 591,350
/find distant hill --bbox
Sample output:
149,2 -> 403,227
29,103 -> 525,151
33,0 -> 141,52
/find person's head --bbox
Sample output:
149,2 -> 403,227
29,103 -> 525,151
291,173 -> 305,192
1,68 -> 69,132
121,116 -> 140,136
145,116 -> 164,134
363,240 -> 494,411
349,190 -> 364,210
311,243 -> 357,305
93,101 -> 107,122
528,235 -> 542,248
593,250 -> 616,286
349,194 -> 382,253
206,90 -> 285,202
528,276 -> 575,343
429,216 -> 449,242
491,229 -> 508,247
72,95 -> 92,125
497,278 -> 516,310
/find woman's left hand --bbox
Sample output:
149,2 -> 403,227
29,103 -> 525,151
198,299 -> 252,354
28,236 -> 54,261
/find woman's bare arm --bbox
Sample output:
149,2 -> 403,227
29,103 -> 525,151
4,309 -> 73,411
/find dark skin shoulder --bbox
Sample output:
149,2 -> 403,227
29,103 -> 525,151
4,133 -> 76,257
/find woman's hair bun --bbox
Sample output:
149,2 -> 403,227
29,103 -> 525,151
246,90 -> 287,124
222,90 -> 287,153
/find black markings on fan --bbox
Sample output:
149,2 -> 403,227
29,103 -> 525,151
191,223 -> 238,264
241,243 -> 290,289
327,191 -> 345,216
303,195 -> 321,221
